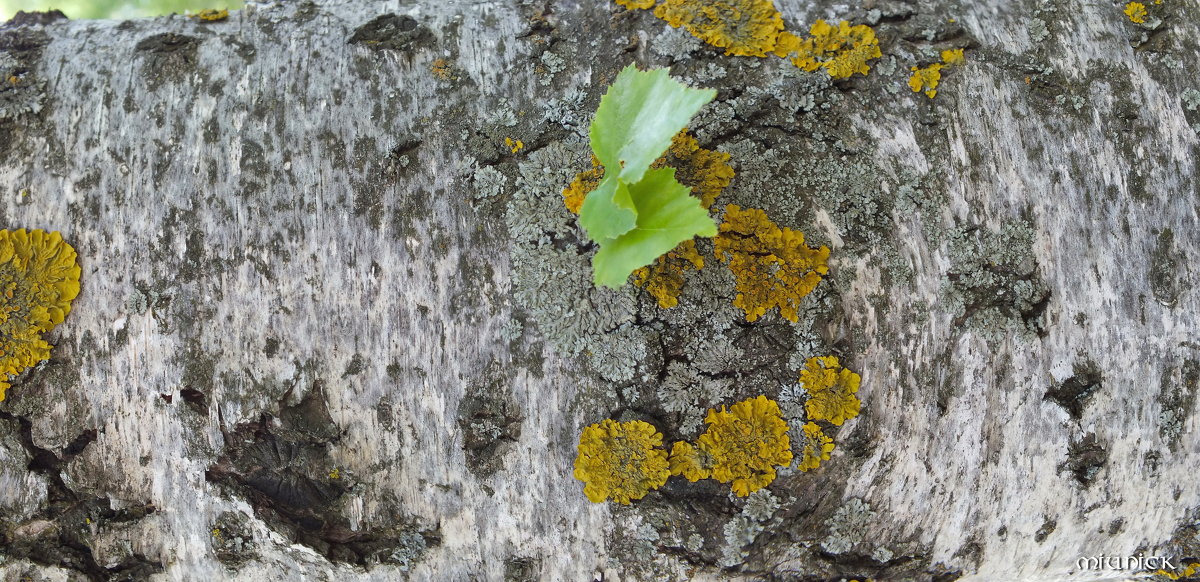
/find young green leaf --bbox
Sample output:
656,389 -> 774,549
578,175 -> 637,243
592,168 -> 717,288
589,65 -> 716,184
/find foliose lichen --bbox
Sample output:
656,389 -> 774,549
574,419 -> 671,504
798,355 -> 862,426
776,20 -> 882,79
713,205 -> 829,323
0,229 -> 82,401
941,221 -> 1050,341
693,395 -> 793,496
652,0 -> 785,57
821,497 -> 876,555
794,421 -> 835,472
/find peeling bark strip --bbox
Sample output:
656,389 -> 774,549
1,0 -> 1199,580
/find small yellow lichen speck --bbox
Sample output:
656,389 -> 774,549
795,422 -> 835,472
574,419 -> 670,504
781,20 -> 882,79
798,355 -> 862,426
696,395 -> 792,496
0,229 -> 82,402
193,9 -> 229,21
615,0 -> 656,8
652,0 -> 785,57
1124,2 -> 1148,23
504,137 -> 524,154
329,468 -> 342,480
713,205 -> 829,323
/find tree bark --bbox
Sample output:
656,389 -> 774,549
1,0 -> 1198,580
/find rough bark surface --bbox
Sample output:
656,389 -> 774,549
0,0 -> 1198,580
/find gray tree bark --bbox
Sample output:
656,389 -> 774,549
1,0 -> 1198,580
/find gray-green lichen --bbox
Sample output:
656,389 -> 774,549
505,139 -> 650,384
657,361 -> 732,435
1149,228 -> 1185,307
650,25 -> 702,60
940,220 -> 1049,342
742,489 -> 780,523
472,165 -> 509,200
1158,359 -> 1199,452
1182,89 -> 1200,111
821,498 -> 876,555
719,515 -> 764,567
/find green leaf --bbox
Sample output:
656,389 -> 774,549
590,64 -> 716,184
578,175 -> 637,243
592,168 -> 717,288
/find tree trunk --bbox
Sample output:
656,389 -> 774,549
1,0 -> 1198,580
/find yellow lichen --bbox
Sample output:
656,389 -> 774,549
795,422 -> 834,472
574,419 -> 670,504
655,131 -> 734,210
562,156 -> 605,215
652,0 -> 785,57
798,356 -> 861,426
1124,2 -> 1147,23
668,440 -> 712,482
908,63 -> 943,98
615,0 -> 656,9
781,20 -> 882,79
632,239 -> 704,308
504,137 -> 524,154
192,8 -> 229,21
909,49 -> 966,99
696,395 -> 792,497
430,58 -> 454,81
1155,562 -> 1200,580
713,205 -> 830,323
0,229 -> 82,402
940,48 -> 965,66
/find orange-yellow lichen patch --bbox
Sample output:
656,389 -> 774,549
562,156 -> 606,215
616,0 -> 656,8
655,131 -> 734,209
940,48 -> 965,65
632,239 -> 704,308
713,205 -> 829,323
781,20 -> 881,79
430,58 -> 454,81
1155,562 -> 1200,580
798,355 -> 861,426
1124,2 -> 1148,23
652,0 -> 785,57
908,63 -> 943,98
192,8 -> 229,21
574,419 -> 670,504
505,137 -> 525,154
795,421 -> 835,472
0,229 -> 81,402
909,49 -> 965,98
668,440 -> 712,482
696,395 -> 792,496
